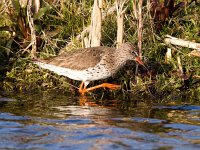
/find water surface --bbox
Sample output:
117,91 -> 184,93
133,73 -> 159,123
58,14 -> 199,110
0,92 -> 200,150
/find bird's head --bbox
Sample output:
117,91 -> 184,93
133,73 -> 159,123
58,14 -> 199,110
118,42 -> 144,66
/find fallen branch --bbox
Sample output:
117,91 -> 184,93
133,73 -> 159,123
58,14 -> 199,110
164,35 -> 200,51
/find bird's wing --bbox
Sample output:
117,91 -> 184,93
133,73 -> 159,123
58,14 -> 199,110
37,46 -> 114,70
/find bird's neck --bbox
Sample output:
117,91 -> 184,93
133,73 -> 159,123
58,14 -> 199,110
113,51 -> 129,69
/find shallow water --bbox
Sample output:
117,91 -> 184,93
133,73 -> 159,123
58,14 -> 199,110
0,92 -> 200,150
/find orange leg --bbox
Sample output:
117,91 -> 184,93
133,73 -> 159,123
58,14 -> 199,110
78,81 -> 121,95
78,81 -> 84,93
78,81 -> 86,95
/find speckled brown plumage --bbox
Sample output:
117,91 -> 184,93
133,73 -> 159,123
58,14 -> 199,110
38,46 -> 114,70
34,43 -> 144,95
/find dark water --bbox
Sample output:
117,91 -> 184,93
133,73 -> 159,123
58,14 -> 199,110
0,92 -> 200,150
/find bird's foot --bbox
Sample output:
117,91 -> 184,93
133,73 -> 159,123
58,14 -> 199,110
80,83 -> 121,95
101,83 -> 121,90
78,82 -> 121,96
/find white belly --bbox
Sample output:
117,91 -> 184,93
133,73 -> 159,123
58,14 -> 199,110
33,61 -> 111,82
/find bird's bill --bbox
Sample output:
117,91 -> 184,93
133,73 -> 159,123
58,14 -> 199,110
134,57 -> 144,66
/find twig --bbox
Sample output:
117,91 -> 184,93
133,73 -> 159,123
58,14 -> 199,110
164,35 -> 200,51
138,0 -> 143,58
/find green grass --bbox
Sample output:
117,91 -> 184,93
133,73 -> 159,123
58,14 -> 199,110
0,1 -> 199,100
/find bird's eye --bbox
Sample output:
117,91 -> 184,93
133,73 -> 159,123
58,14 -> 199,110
131,51 -> 137,56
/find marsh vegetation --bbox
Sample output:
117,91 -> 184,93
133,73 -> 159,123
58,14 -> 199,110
0,0 -> 199,100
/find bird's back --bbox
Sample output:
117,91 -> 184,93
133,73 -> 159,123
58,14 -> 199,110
36,46 -> 116,71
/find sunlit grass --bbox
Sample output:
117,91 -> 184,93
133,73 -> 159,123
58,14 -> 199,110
0,1 -> 199,100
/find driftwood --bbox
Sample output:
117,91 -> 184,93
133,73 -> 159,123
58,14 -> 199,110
164,35 -> 200,51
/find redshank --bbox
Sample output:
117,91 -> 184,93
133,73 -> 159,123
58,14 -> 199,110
33,43 -> 144,95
